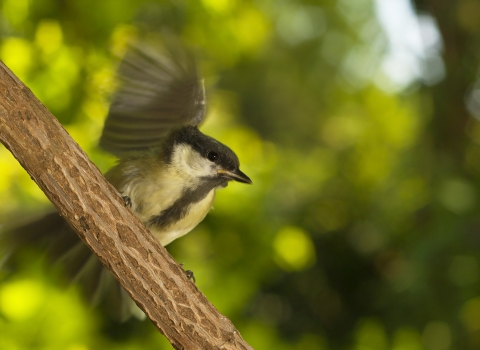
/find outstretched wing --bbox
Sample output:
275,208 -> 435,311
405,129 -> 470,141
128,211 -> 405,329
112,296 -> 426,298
99,40 -> 206,155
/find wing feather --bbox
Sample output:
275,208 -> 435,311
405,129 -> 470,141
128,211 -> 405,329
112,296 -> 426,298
99,39 -> 206,155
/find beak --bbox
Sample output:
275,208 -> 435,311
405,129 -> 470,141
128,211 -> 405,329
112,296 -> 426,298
218,168 -> 252,184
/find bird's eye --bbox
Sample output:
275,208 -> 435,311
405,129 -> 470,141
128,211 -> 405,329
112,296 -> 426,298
207,151 -> 219,162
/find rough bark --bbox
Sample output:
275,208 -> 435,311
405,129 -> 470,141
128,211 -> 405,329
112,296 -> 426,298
0,61 -> 253,350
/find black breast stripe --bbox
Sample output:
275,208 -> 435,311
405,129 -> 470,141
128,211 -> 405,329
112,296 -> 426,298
147,177 -> 226,230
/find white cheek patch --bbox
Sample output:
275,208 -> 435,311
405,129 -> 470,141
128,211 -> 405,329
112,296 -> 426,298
171,144 -> 217,179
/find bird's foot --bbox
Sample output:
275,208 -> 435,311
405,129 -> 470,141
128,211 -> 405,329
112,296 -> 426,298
185,270 -> 196,284
180,263 -> 196,283
122,196 -> 132,208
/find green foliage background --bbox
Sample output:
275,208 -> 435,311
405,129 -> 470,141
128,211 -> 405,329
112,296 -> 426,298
1,0 -> 480,349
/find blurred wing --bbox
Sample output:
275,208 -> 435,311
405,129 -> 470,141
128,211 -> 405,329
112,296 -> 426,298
99,40 -> 206,155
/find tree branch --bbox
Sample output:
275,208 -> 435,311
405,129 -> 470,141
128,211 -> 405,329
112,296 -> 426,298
0,61 -> 253,350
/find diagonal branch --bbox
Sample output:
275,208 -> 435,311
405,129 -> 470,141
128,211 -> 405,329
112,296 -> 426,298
0,61 -> 253,350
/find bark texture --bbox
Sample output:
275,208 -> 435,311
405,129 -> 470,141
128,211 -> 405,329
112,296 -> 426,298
0,61 -> 253,350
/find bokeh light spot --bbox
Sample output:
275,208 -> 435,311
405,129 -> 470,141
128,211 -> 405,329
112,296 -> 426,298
392,327 -> 423,350
233,8 -> 270,52
277,5 -> 326,45
35,20 -> 63,55
0,38 -> 33,81
421,322 -> 451,350
110,24 -> 138,56
201,0 -> 236,14
0,279 -> 46,321
273,226 -> 316,271
438,178 -> 476,213
354,318 -> 388,350
67,344 -> 89,350
461,297 -> 480,332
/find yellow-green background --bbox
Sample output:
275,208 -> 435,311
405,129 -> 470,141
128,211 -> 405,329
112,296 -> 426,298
1,0 -> 480,349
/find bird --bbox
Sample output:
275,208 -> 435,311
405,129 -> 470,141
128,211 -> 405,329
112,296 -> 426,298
101,39 -> 252,246
1,37 -> 251,320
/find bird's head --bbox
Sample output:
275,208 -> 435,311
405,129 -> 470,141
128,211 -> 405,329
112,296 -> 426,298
163,126 -> 252,188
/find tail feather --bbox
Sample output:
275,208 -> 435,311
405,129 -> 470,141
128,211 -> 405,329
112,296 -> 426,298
0,211 -> 142,321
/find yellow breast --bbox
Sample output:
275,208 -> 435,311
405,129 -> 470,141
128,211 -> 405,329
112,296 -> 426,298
149,189 -> 216,246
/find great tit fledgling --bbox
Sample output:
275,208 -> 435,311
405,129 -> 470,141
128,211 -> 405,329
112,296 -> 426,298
1,39 -> 251,320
